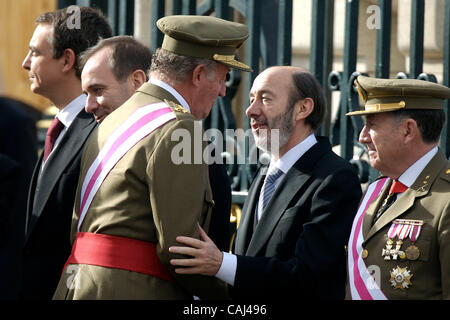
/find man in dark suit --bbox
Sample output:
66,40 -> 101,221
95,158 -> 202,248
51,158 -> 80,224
169,66 -> 362,299
19,6 -> 112,299
0,98 -> 37,299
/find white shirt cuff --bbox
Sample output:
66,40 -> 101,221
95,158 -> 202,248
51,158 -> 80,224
215,251 -> 237,286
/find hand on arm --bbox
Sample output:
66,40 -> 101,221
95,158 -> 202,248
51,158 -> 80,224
169,223 -> 223,276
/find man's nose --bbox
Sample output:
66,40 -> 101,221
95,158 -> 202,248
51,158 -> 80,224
85,94 -> 99,114
246,98 -> 261,119
359,125 -> 370,144
22,51 -> 32,70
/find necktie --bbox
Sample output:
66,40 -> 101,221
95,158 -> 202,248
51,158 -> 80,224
373,180 -> 408,223
257,168 -> 284,222
43,117 -> 64,162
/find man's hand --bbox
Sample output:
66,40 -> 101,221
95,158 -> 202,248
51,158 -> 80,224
169,223 -> 223,276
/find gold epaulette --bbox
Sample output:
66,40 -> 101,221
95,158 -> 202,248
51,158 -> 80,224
164,99 -> 188,113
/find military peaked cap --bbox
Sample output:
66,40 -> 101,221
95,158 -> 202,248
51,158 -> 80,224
346,76 -> 450,116
157,15 -> 252,72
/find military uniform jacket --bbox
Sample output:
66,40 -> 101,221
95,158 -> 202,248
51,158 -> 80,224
53,83 -> 227,300
347,149 -> 450,299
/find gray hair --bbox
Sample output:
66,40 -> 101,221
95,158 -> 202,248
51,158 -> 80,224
149,48 -> 218,86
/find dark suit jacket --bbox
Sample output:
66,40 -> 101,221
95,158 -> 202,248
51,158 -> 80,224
233,136 -> 362,299
20,109 -> 96,300
0,99 -> 37,299
208,161 -> 231,252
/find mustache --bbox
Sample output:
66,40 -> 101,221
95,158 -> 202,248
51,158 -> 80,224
251,117 -> 268,126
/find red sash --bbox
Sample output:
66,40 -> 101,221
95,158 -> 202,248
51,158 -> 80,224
63,232 -> 173,282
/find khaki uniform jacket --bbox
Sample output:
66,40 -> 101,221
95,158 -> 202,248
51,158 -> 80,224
346,149 -> 450,299
53,83 -> 228,300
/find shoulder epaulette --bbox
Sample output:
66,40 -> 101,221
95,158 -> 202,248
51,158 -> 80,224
164,99 -> 188,113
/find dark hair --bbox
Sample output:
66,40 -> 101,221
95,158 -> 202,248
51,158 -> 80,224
392,109 -> 445,143
79,35 -> 152,82
288,71 -> 327,131
36,6 -> 112,78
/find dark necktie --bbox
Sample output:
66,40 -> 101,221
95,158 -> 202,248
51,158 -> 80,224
373,180 -> 408,224
43,117 -> 64,162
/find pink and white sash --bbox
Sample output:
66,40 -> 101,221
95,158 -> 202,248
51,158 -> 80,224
347,177 -> 389,300
77,102 -> 176,231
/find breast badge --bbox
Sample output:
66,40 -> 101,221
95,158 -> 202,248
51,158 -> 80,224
390,266 -> 413,290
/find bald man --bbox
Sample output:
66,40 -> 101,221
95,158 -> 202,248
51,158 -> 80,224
169,66 -> 362,300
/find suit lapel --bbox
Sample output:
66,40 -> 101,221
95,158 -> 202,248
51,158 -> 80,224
26,110 -> 96,239
363,149 -> 447,244
234,169 -> 265,255
245,167 -> 312,256
244,137 -> 330,256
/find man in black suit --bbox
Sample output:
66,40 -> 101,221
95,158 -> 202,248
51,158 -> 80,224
169,66 -> 362,299
0,98 -> 37,299
20,7 -> 112,299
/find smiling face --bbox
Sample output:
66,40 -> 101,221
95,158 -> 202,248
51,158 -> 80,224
22,24 -> 64,99
359,112 -> 405,177
246,67 -> 295,153
81,47 -> 135,123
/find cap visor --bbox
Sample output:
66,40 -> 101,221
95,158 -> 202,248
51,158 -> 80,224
214,58 -> 253,72
346,107 -> 405,116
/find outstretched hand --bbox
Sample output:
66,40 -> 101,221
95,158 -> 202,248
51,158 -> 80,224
169,223 -> 223,276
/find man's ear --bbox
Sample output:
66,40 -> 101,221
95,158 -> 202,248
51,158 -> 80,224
130,69 -> 147,90
294,97 -> 314,121
61,48 -> 76,73
402,118 -> 419,143
191,64 -> 206,88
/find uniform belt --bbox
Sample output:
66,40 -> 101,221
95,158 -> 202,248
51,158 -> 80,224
63,232 -> 173,282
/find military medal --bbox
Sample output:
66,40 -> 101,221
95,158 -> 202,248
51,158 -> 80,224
382,221 -> 408,260
390,266 -> 413,290
382,224 -> 397,260
405,220 -> 423,260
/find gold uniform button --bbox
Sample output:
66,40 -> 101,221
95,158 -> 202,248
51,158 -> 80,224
362,249 -> 369,259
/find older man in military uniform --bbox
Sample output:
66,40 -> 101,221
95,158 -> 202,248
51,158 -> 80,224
53,15 -> 252,300
346,76 -> 450,299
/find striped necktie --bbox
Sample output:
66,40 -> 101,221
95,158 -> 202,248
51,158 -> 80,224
257,168 -> 284,222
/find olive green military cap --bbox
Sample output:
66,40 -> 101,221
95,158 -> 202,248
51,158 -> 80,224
346,75 -> 450,116
157,15 -> 252,72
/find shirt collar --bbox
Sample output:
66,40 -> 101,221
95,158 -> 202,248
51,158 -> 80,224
268,133 -> 318,174
398,146 -> 438,187
148,78 -> 191,113
56,94 -> 86,127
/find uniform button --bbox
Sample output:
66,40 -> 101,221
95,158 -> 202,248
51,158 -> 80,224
361,249 -> 369,259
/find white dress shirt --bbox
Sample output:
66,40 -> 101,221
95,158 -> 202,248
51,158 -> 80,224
396,146 -> 438,193
216,133 -> 318,286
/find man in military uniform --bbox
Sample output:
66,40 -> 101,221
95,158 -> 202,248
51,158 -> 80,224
53,15 -> 252,300
346,76 -> 450,299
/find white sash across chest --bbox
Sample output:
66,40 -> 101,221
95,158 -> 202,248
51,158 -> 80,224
347,177 -> 389,300
77,102 -> 176,231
